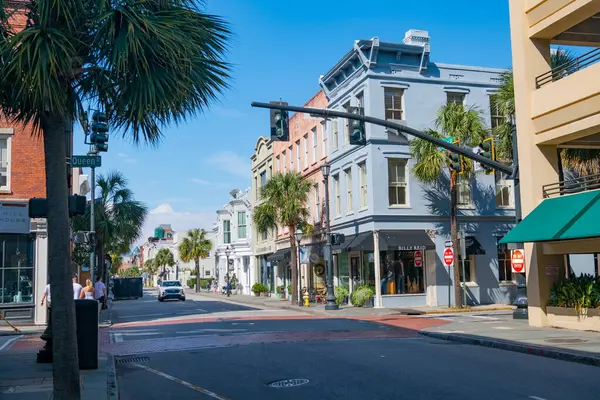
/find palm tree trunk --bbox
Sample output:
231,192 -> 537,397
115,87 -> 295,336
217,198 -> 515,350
449,170 -> 462,309
41,113 -> 81,399
195,259 -> 200,292
289,233 -> 298,305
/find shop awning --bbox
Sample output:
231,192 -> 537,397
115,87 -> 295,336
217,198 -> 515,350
267,248 -> 291,262
332,230 -> 435,252
499,190 -> 600,244
465,236 -> 485,255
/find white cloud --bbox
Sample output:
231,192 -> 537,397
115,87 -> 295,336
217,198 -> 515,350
137,203 -> 215,246
189,178 -> 211,185
117,153 -> 137,164
204,151 -> 251,179
213,107 -> 246,119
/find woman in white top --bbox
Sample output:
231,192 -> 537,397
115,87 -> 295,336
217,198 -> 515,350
80,279 -> 96,299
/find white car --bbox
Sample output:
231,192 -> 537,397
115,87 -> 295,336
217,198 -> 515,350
158,280 -> 186,302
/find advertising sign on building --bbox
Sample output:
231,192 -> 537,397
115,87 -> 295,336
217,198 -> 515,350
0,202 -> 30,234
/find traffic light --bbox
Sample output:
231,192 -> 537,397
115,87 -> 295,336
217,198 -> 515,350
28,195 -> 87,218
270,101 -> 289,141
349,106 -> 366,146
90,111 -> 109,152
447,139 -> 464,174
479,137 -> 495,175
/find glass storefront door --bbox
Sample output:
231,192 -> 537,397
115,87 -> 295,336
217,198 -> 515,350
0,234 -> 35,305
380,250 -> 425,295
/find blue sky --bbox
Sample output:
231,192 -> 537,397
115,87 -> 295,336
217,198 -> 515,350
73,0 -> 514,242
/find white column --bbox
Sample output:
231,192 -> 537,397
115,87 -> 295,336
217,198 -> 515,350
373,230 -> 383,308
34,233 -> 48,325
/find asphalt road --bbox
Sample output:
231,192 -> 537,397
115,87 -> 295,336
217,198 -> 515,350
111,292 -> 600,400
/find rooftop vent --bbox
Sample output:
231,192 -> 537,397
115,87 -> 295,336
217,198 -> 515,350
403,29 -> 430,47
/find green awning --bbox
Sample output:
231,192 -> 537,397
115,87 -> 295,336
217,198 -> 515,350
500,190 -> 600,244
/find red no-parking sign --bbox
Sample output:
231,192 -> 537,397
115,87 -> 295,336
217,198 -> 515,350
443,248 -> 454,267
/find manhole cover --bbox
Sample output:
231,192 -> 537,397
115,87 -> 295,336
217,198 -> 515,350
545,338 -> 588,344
268,379 -> 309,388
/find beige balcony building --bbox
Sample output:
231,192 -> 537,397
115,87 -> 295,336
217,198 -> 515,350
503,0 -> 600,327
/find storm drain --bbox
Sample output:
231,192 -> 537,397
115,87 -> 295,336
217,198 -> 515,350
268,378 -> 310,388
115,356 -> 149,365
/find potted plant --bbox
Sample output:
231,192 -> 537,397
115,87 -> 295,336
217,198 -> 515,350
275,285 -> 283,299
251,283 -> 263,297
288,285 -> 293,303
350,286 -> 375,308
547,273 -> 600,331
335,286 -> 349,306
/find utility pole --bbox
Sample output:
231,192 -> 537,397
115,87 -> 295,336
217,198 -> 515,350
321,162 -> 338,310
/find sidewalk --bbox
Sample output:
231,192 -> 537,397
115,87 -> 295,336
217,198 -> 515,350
185,289 -> 514,317
420,315 -> 600,367
0,298 -> 115,399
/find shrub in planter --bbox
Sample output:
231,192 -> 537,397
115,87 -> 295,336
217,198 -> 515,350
549,273 -> 600,313
335,286 -> 349,306
252,283 -> 264,296
351,286 -> 375,307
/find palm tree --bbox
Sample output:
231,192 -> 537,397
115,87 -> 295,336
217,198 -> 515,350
410,102 -> 488,309
252,172 -> 313,305
155,248 -> 175,278
178,228 -> 213,292
0,2 -> 230,396
494,48 -> 600,173
72,171 -> 148,284
143,258 -> 159,284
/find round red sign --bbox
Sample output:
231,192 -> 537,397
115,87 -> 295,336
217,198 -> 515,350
443,248 -> 454,267
414,250 -> 423,267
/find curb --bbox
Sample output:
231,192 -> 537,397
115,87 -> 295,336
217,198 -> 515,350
419,330 -> 600,367
106,353 -> 119,400
422,307 -> 515,315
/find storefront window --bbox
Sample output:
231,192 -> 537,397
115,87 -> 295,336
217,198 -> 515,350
380,250 -> 424,295
0,234 -> 34,304
497,241 -> 513,282
337,253 -> 349,288
458,256 -> 472,282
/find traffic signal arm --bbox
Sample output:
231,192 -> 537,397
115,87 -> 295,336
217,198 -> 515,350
251,102 -> 513,176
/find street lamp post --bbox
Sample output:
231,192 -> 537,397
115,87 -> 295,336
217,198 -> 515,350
321,162 -> 339,310
294,229 -> 303,307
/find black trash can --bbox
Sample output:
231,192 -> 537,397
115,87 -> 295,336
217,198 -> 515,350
75,299 -> 99,370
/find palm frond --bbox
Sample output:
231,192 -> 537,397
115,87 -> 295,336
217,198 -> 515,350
410,129 -> 447,183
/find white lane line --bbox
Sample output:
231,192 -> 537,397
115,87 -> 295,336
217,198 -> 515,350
529,396 -> 548,400
175,329 -> 247,334
492,326 -> 513,330
468,315 -> 499,320
0,334 -> 23,351
133,363 -> 230,400
113,333 -> 123,343
119,332 -> 160,337
231,322 -> 255,325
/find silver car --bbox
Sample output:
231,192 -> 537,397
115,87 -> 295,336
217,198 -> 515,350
158,280 -> 186,302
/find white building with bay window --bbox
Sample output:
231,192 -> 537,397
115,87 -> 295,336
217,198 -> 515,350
214,189 -> 254,294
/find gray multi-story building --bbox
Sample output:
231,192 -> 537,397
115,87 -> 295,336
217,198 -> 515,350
319,29 -> 517,308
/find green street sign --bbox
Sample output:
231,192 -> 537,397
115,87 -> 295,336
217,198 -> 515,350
439,136 -> 455,152
71,155 -> 101,168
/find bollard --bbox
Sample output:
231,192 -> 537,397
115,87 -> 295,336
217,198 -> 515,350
75,299 -> 99,370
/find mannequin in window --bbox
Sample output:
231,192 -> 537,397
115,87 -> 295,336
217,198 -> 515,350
395,260 -> 405,294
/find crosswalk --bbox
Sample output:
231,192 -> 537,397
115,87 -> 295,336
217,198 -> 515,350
110,327 -> 254,343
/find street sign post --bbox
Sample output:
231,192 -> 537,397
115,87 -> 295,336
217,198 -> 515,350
414,250 -> 423,267
443,248 -> 454,267
511,249 -> 526,273
71,155 -> 102,168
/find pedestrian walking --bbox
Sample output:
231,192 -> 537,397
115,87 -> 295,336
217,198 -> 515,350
80,279 -> 96,299
72,276 -> 83,300
40,283 -> 51,307
94,277 -> 107,312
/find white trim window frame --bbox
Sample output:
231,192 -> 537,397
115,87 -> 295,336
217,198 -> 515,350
332,120 -> 339,151
303,135 -> 308,168
495,170 -> 514,209
456,174 -> 474,208
321,123 -> 327,158
296,140 -> 301,172
333,174 -> 341,217
447,92 -> 465,105
0,131 -> 14,192
388,158 -> 409,207
358,162 -> 367,209
345,168 -> 353,214
312,127 -> 317,163
384,88 -> 404,120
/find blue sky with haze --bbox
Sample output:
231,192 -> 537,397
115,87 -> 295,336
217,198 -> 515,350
73,0 -> 514,243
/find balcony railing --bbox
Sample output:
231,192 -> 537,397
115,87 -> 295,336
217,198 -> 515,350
535,48 -> 600,89
542,173 -> 600,198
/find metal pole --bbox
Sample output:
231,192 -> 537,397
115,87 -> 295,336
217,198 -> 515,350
251,102 -> 513,176
297,245 -> 302,307
323,172 -> 338,310
90,165 -> 96,281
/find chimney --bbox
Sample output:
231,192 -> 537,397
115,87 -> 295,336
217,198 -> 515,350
403,29 -> 430,48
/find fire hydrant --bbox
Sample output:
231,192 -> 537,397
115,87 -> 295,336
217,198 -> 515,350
302,287 -> 310,307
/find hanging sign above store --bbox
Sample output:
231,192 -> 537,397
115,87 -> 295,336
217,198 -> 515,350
397,245 -> 427,251
0,202 -> 30,234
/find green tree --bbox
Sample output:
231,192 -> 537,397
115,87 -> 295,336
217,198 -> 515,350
121,266 -> 141,278
155,248 -> 175,277
410,102 -> 488,309
494,48 -> 600,174
0,2 -> 231,395
178,228 -> 212,292
143,258 -> 159,277
73,171 -> 147,284
252,172 -> 313,305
